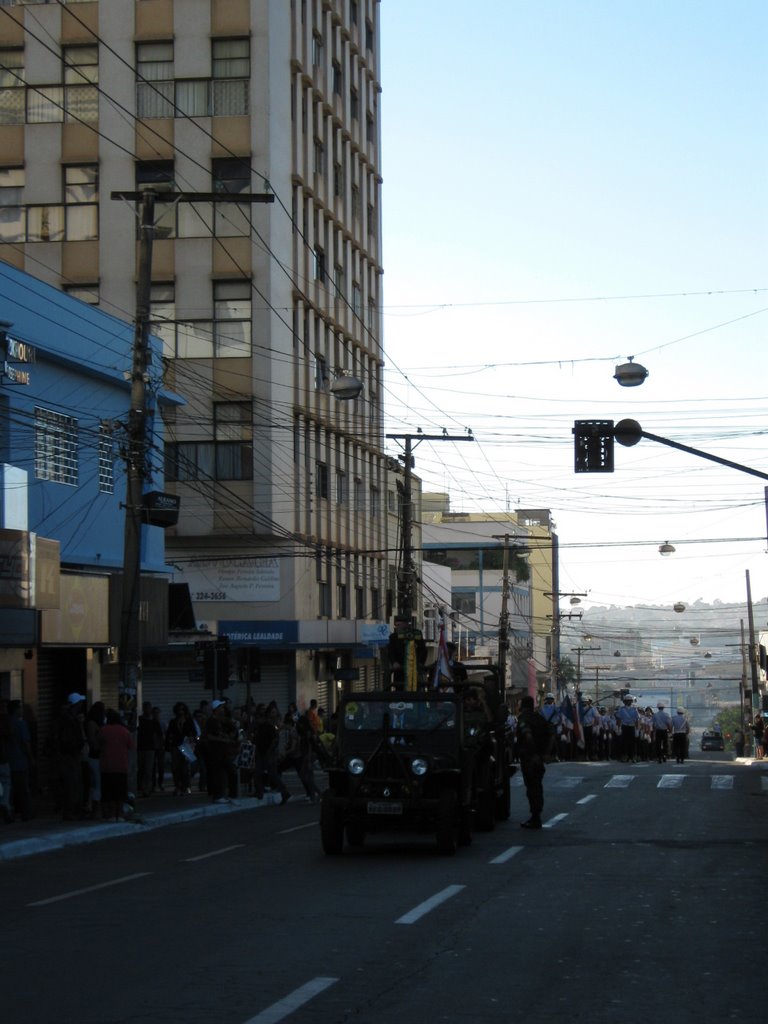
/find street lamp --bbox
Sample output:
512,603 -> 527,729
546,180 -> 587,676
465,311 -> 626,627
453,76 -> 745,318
613,356 -> 649,387
659,541 -> 675,556
329,370 -> 364,400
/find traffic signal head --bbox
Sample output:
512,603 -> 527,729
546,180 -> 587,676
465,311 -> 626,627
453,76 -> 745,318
573,420 -> 615,473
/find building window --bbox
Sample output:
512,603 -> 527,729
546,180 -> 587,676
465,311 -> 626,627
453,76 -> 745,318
354,477 -> 364,512
355,585 -> 365,619
366,111 -> 375,144
313,137 -> 324,176
213,401 -> 253,480
214,280 -> 251,357
332,60 -> 342,95
0,48 -> 24,125
164,442 -> 214,482
149,282 -> 176,357
64,283 -> 99,304
452,592 -> 477,616
313,247 -> 326,282
35,407 -> 78,486
338,583 -> 348,618
212,156 -> 251,236
136,161 -> 176,237
27,205 -> 64,242
64,164 -> 98,240
319,581 -> 331,617
335,469 -> 347,505
314,353 -> 329,390
312,33 -> 323,67
350,87 -> 358,120
212,39 -> 249,116
27,85 -> 65,124
316,460 -> 329,500
136,42 -> 175,118
371,586 -> 380,619
64,45 -> 98,123
370,484 -> 379,517
0,168 -> 25,242
365,20 -> 374,52
98,421 -> 114,494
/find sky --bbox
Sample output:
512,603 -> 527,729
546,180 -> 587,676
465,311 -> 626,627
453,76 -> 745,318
379,0 -> 768,615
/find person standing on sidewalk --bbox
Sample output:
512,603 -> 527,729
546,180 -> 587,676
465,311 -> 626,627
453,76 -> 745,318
136,702 -> 163,796
750,714 -> 765,759
99,709 -> 135,821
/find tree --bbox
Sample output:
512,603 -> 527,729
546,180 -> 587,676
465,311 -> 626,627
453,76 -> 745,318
713,705 -> 742,749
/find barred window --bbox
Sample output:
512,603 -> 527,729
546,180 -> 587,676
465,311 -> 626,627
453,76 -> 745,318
64,164 -> 98,240
35,407 -> 78,486
64,45 -> 98,123
0,167 -> 24,243
214,280 -> 251,357
98,421 -> 114,494
0,48 -> 24,126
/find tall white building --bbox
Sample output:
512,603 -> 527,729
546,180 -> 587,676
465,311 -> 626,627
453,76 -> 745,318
0,0 -> 388,711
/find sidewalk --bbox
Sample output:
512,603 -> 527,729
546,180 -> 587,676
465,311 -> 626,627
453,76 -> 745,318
0,785 -> 307,863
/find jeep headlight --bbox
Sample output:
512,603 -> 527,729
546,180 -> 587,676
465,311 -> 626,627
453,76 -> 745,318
410,757 -> 428,776
347,757 -> 365,775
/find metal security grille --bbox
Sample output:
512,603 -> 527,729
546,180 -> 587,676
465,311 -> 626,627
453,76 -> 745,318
35,406 -> 78,485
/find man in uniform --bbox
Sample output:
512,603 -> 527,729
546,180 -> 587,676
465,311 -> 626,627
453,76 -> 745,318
671,707 -> 690,764
615,695 -> 640,763
652,702 -> 672,763
516,695 -> 550,829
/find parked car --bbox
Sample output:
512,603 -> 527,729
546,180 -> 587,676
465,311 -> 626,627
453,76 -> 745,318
701,731 -> 725,751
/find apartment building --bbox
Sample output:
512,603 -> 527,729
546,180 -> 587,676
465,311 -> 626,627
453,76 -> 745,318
0,0 -> 388,712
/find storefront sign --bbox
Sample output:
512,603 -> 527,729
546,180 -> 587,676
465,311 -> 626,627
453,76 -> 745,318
184,557 -> 280,603
218,620 -> 298,647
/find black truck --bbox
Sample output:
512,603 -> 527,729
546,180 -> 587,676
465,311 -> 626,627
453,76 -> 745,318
319,678 -> 514,855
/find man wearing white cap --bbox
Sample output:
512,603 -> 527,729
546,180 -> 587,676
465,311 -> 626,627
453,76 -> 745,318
652,702 -> 672,764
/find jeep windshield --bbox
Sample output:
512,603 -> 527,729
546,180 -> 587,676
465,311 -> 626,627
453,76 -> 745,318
340,699 -> 457,733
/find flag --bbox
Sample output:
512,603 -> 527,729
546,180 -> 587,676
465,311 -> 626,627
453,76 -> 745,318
561,695 -> 585,749
432,621 -> 453,688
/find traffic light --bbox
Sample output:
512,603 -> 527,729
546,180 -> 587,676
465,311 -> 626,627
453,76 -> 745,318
573,420 -> 615,473
197,637 -> 231,689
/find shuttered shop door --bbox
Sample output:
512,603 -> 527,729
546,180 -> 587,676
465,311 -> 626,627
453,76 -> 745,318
143,660 -> 294,716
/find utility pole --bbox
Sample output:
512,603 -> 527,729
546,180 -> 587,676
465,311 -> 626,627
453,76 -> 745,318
493,534 -> 513,693
746,570 -> 760,717
113,185 -> 274,718
385,429 -> 473,688
571,644 -> 600,692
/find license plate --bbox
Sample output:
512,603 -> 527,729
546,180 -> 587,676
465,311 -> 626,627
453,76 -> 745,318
367,800 -> 403,815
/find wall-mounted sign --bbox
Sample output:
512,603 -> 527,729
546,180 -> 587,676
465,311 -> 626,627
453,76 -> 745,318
2,336 -> 35,386
183,557 -> 280,603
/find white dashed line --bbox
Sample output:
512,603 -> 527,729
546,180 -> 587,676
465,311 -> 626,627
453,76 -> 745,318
243,977 -> 339,1024
577,793 -> 597,805
711,775 -> 734,790
657,775 -> 684,789
183,844 -> 245,862
543,813 -> 568,829
395,885 -> 466,925
490,845 -> 524,864
28,872 -> 152,907
605,775 -> 635,788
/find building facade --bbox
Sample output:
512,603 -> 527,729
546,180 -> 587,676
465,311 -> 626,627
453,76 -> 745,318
0,260 -> 175,754
0,0 -> 388,714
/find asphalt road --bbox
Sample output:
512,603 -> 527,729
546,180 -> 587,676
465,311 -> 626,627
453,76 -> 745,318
3,752 -> 765,1024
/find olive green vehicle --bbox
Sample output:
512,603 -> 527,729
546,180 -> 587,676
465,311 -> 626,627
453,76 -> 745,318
320,682 -> 514,856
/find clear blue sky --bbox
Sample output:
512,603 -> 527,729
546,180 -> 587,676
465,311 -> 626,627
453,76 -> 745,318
379,0 -> 768,612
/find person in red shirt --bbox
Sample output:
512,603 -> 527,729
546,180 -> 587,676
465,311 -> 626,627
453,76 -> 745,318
99,710 -> 135,821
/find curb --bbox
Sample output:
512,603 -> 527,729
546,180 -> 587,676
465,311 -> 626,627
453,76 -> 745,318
0,792 -> 284,862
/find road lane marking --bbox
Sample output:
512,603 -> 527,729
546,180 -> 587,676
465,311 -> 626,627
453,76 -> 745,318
657,775 -> 684,788
395,884 -> 466,925
277,822 -> 318,834
577,794 -> 597,805
183,844 -> 245,862
762,777 -> 768,792
543,813 -> 568,829
490,845 -> 523,864
711,775 -> 734,789
605,775 -> 634,788
27,872 -> 152,907
553,777 -> 583,789
244,977 -> 339,1024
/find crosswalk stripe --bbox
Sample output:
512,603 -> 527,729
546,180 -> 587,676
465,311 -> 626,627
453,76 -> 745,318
657,774 -> 684,788
761,777 -> 768,792
553,777 -> 583,789
711,775 -> 734,789
605,775 -> 635,788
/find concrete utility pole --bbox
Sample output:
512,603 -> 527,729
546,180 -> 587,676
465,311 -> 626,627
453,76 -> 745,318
385,429 -> 473,688
112,185 -> 274,716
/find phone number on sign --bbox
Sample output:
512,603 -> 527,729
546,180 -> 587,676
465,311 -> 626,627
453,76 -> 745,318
194,591 -> 227,600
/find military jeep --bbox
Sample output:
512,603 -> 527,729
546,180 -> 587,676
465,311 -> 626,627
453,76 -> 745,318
320,686 -> 513,855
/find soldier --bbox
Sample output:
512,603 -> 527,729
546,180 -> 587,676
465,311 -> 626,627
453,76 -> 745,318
516,695 -> 552,830
652,702 -> 672,763
615,695 -> 640,763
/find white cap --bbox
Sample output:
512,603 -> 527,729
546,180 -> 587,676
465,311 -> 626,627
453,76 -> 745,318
67,692 -> 86,705
211,699 -> 227,710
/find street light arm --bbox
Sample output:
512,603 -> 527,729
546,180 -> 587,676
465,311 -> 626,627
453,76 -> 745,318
616,420 -> 768,483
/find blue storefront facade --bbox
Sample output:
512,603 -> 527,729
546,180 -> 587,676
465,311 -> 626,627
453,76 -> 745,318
0,261 -> 179,752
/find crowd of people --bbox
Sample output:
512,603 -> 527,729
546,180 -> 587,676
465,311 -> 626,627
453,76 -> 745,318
0,693 -> 333,825
507,692 -> 692,766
